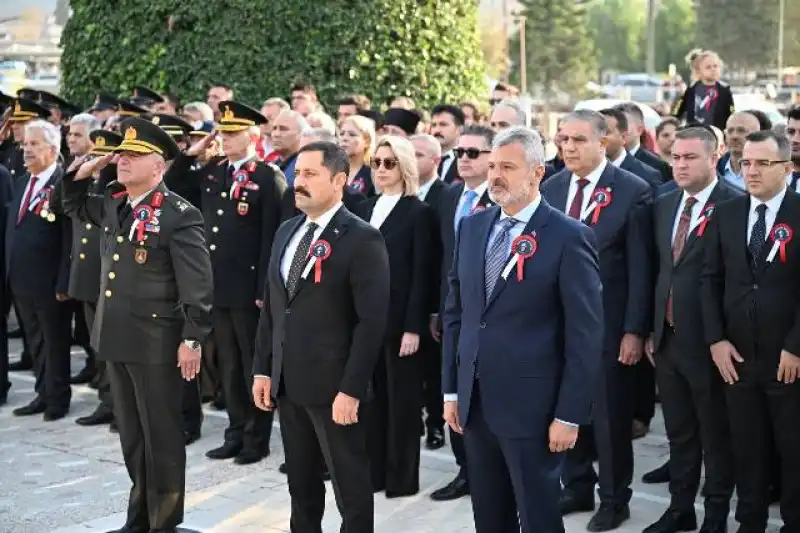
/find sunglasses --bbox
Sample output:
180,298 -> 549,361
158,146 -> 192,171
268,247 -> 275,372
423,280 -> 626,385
371,157 -> 398,170
454,147 -> 491,160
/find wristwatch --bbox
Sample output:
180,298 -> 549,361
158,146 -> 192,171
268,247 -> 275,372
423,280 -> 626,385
182,339 -> 201,351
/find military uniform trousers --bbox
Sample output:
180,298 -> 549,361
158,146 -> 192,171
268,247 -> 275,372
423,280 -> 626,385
82,300 -> 113,412
107,360 -> 186,531
214,306 -> 273,450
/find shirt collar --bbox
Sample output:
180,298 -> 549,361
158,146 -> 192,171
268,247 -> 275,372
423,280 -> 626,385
681,178 -> 718,207
229,153 -> 255,171
463,180 -> 488,199
629,144 -> 640,156
31,162 -> 57,182
749,186 -> 787,217
571,158 -> 607,186
306,201 -> 343,229
499,194 -> 541,224
610,150 -> 627,168
129,186 -> 158,207
417,177 -> 436,199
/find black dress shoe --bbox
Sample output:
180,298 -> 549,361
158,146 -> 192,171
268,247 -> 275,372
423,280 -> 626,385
8,359 -> 32,372
560,492 -> 595,515
109,421 -> 118,433
234,447 -> 268,465
643,509 -> 696,533
70,365 -> 96,385
698,518 -> 727,533
44,408 -> 69,421
102,528 -> 146,533
278,461 -> 330,480
430,472 -> 469,501
642,461 -> 671,484
13,396 -> 46,416
0,395 -> 6,407
184,430 -> 201,446
587,503 -> 630,532
211,396 -> 226,410
76,408 -> 114,426
425,427 -> 445,450
205,441 -> 242,460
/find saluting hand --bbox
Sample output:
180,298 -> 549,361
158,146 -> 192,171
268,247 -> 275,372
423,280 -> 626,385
177,343 -> 201,381
332,392 -> 359,425
777,350 -> 800,384
253,376 -> 273,411
74,153 -> 115,181
185,131 -> 218,157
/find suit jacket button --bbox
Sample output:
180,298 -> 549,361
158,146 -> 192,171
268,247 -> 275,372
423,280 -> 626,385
479,321 -> 486,328
752,284 -> 759,290
86,223 -> 92,230
108,272 -> 116,280
116,236 -> 124,243
212,227 -> 219,233
210,244 -> 216,251
79,253 -> 86,260
285,309 -> 291,315
81,237 -> 88,244
112,253 -> 120,261
217,209 -> 224,215
105,290 -> 112,298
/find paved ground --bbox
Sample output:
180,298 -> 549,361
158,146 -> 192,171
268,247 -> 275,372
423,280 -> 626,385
0,341 -> 784,533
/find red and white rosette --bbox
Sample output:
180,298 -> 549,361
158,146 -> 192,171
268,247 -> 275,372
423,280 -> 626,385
767,223 -> 793,263
696,203 -> 715,237
230,169 -> 250,200
502,233 -> 538,281
581,187 -> 613,224
302,239 -> 332,283
130,204 -> 155,242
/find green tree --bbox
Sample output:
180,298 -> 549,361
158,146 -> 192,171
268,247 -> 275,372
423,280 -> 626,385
508,0 -> 596,98
695,0 -> 777,70
61,0 -> 487,110
586,0 -> 646,73
652,0 -> 696,77
784,0 -> 800,67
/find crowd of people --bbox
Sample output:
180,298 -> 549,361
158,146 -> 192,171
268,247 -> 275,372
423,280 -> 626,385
0,44 -> 798,533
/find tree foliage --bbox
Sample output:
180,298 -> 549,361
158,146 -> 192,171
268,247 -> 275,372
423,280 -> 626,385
587,0 -> 646,73
652,0 -> 697,79
695,0 -> 777,71
61,0 -> 487,111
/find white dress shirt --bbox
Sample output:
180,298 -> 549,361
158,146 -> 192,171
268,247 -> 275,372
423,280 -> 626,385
609,150 -> 627,168
417,178 -> 436,201
280,202 -> 343,283
671,178 -> 718,242
128,187 -> 158,208
439,150 -> 456,181
455,180 -> 489,217
747,186 -> 787,243
369,193 -> 402,229
19,162 -> 57,218
565,159 -> 607,214
229,153 -> 255,172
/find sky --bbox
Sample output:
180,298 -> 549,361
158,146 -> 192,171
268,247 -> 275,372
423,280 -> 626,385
3,0 -> 57,17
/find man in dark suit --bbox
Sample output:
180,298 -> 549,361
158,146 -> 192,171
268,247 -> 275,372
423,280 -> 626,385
252,141 -> 390,533
701,130 -> 800,533
644,127 -> 740,533
542,110 -> 654,532
7,119 -> 73,420
431,104 -> 465,184
0,162 -> 13,405
442,125 -> 603,533
616,102 -> 672,183
430,125 -> 497,501
62,117 -> 213,533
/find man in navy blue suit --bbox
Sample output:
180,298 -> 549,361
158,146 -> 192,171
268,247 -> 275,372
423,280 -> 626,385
542,110 -> 654,532
442,126 -> 604,533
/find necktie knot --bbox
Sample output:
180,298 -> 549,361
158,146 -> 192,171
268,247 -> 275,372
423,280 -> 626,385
306,221 -> 319,233
499,217 -> 519,231
576,178 -> 589,190
683,196 -> 698,213
464,189 -> 478,202
756,203 -> 768,216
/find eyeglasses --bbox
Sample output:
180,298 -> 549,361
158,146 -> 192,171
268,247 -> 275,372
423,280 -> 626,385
371,157 -> 398,170
740,159 -> 789,169
454,147 -> 491,160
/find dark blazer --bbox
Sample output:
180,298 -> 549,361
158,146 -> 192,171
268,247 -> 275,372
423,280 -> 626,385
348,165 -> 376,198
6,167 -> 72,299
441,201 -> 604,437
542,164 -> 654,352
619,153 -> 662,190
635,146 -> 673,183
438,153 -> 460,185
61,175 -> 213,364
253,207 -> 390,406
673,80 -> 735,131
0,164 -> 13,302
164,153 -> 226,209
701,191 -> 800,363
652,182 -> 743,351
168,154 -> 286,307
421,179 -> 448,313
356,195 -> 434,338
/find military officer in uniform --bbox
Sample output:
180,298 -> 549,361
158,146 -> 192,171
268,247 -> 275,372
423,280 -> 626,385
62,117 -> 213,533
175,101 -> 286,465
69,130 -> 122,428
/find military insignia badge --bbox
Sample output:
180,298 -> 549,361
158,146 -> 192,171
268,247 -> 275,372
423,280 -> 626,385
237,202 -> 249,216
134,248 -> 148,264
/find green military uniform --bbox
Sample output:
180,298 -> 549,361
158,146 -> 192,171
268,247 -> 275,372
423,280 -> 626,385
61,117 -> 212,533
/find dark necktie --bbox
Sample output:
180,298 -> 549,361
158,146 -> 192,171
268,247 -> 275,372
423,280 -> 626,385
118,202 -> 132,222
748,204 -> 768,267
484,218 -> 519,298
790,171 -> 800,192
17,175 -> 38,225
286,222 -> 319,297
666,197 -> 697,325
567,178 -> 589,220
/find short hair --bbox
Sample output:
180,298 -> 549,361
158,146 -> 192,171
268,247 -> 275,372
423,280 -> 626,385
162,92 -> 181,111
290,82 -> 316,95
745,130 -> 791,160
341,115 -> 377,161
305,112 -> 337,135
562,109 -> 609,138
431,104 -> 466,127
598,108 -> 628,133
183,102 -> 213,121
69,113 -> 101,133
614,102 -> 644,125
25,119 -> 61,152
656,117 -> 680,137
338,94 -> 370,110
302,127 -> 337,144
494,82 -> 509,93
460,124 -> 495,149
297,141 -> 350,178
409,133 -> 442,158
787,105 -> 800,122
388,95 -> 415,110
743,109 -> 772,131
277,109 -> 310,132
674,126 -> 718,155
263,97 -> 290,112
492,99 -> 527,126
493,126 -> 545,166
375,136 -> 419,196
210,83 -> 233,92
460,101 -> 480,117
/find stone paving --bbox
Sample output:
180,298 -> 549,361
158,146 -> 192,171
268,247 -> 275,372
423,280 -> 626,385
0,341 -> 784,533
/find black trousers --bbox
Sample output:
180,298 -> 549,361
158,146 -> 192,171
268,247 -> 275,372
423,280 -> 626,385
8,294 -> 32,366
655,328 -> 733,518
280,395 -> 373,533
82,300 -> 113,412
182,376 -> 203,433
107,361 -> 186,531
0,296 -> 8,397
366,338 -> 423,495
200,333 -> 221,401
421,334 -> 444,431
633,357 -> 656,425
15,296 -> 71,410
562,355 -> 635,505
214,306 -> 272,449
71,300 -> 95,369
725,355 -> 800,531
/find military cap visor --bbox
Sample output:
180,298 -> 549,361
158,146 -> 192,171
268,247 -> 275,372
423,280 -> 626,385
16,88 -> 40,101
216,100 -> 267,132
132,86 -> 165,104
88,91 -> 119,112
89,130 -> 123,156
116,117 -> 180,160
9,98 -> 50,122
148,113 -> 192,137
117,100 -> 148,117
38,91 -> 80,116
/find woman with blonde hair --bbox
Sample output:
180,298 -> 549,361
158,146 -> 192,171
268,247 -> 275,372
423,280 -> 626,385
673,48 -> 734,130
356,135 -> 434,498
338,115 -> 376,196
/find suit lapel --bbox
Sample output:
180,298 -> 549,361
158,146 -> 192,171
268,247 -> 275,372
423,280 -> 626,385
548,172 -> 571,212
582,164 -> 617,225
756,192 -> 797,275
661,191 -> 681,262
12,173 -> 30,225
378,196 -> 412,236
675,184 -> 724,265
273,216 -> 305,301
